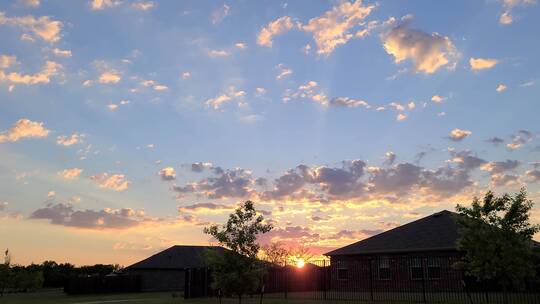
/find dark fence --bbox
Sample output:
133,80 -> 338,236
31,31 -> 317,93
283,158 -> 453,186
64,275 -> 141,294
186,255 -> 540,304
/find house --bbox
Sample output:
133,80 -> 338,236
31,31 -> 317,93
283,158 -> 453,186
324,210 -> 464,291
123,245 -> 226,291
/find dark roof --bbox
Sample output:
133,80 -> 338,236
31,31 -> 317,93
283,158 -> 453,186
325,210 -> 459,256
126,245 -> 227,270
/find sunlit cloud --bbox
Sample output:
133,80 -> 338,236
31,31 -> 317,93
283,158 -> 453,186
469,57 -> 498,70
212,3 -> 230,25
205,86 -> 246,110
58,168 -> 83,180
0,11 -> 63,43
98,71 -> 121,84
90,0 -> 121,11
0,118 -> 49,143
0,60 -> 61,85
276,63 -> 293,80
90,173 -> 130,192
57,133 -> 83,146
496,84 -> 507,93
132,1 -> 155,11
448,128 -> 472,141
257,16 -> 297,47
158,167 -> 176,181
52,48 -> 72,57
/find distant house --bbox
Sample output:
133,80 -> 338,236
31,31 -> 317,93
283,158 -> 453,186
124,245 -> 226,291
324,210 -> 464,290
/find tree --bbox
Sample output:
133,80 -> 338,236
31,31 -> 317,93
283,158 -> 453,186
261,242 -> 290,266
455,189 -> 540,291
204,201 -> 273,303
0,249 -> 12,296
288,243 -> 315,265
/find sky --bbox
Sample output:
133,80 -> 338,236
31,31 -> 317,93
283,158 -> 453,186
1,0 -> 540,266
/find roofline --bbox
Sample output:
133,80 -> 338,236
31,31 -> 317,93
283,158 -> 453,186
323,210 -> 457,256
325,247 -> 458,256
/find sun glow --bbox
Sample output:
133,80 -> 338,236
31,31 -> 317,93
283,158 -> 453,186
296,258 -> 305,268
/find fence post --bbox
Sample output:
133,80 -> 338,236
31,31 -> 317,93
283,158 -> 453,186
369,259 -> 374,302
323,260 -> 327,301
422,258 -> 427,303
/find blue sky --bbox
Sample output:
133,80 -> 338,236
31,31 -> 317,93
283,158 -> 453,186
0,0 -> 539,265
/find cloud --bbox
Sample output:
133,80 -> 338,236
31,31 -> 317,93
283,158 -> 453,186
158,167 -> 176,181
153,84 -> 168,91
59,168 -> 83,180
396,113 -> 407,121
0,201 -> 8,211
30,203 -> 144,229
490,173 -> 520,187
257,16 -> 297,47
208,49 -> 230,57
190,162 -> 214,173
173,167 -> 255,199
132,1 -> 155,11
57,133 -> 83,146
178,202 -> 235,214
382,22 -> 458,74
181,72 -> 191,79
283,81 -> 328,106
205,86 -> 246,110
431,95 -> 446,103
98,71 -> 121,84
52,48 -> 72,57
212,4 -> 230,24
498,0 -> 536,25
481,160 -> 520,174
0,118 -> 49,143
90,173 -> 130,192
276,63 -> 293,80
487,137 -> 505,145
448,128 -> 472,141
301,0 -> 375,55
0,55 -> 17,69
496,84 -> 507,93
257,1 -> 374,55
235,42 -> 247,49
21,0 -> 40,7
329,97 -> 370,108
90,0 -> 121,10
469,57 -> 498,70
0,60 -> 61,85
449,150 -> 487,171
506,130 -> 533,150
524,170 -> 540,183
384,152 -> 396,166
0,12 -> 63,43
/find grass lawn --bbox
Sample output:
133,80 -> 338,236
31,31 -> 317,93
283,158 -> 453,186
2,289 -> 539,304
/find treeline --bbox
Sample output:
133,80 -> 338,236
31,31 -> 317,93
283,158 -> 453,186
1,250 -> 121,295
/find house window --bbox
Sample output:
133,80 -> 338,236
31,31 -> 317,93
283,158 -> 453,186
427,257 -> 441,279
337,268 -> 348,280
410,257 -> 423,280
378,256 -> 390,280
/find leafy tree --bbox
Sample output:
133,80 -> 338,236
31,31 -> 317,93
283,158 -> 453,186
204,201 -> 273,303
0,249 -> 11,296
455,189 -> 540,291
261,242 -> 290,266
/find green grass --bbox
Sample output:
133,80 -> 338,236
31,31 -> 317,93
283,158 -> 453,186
2,289 -> 538,304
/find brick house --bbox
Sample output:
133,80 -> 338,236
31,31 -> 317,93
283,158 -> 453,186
123,245 -> 226,291
324,210 -> 464,291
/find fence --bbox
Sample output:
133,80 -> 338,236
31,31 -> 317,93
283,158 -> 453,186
64,275 -> 141,294
186,255 -> 540,304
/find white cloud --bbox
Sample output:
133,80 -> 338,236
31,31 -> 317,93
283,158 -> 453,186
469,58 -> 498,70
284,81 -> 328,106
208,49 -> 229,57
212,4 -> 230,25
90,173 -> 130,192
205,86 -> 246,110
257,16 -> 297,47
59,168 -> 83,180
448,128 -> 472,141
396,113 -> 407,121
235,42 -> 247,49
181,72 -> 191,79
0,55 -> 17,69
132,1 -> 155,11
301,0 -> 375,55
52,48 -> 72,57
0,60 -> 61,85
153,84 -> 168,91
329,97 -> 370,108
158,167 -> 176,181
0,12 -> 63,43
382,23 -> 458,74
57,133 -> 83,146
431,95 -> 446,103
496,84 -> 507,93
276,63 -> 293,80
0,118 -> 49,143
498,0 -> 536,25
98,71 -> 121,84
21,0 -> 40,7
90,0 -> 121,10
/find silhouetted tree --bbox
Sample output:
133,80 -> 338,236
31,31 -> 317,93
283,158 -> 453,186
261,242 -> 290,266
204,201 -> 273,304
455,188 -> 540,292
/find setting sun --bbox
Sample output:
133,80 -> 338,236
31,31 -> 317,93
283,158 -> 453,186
296,258 -> 305,268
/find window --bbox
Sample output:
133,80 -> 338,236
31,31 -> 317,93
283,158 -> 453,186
337,268 -> 348,280
427,257 -> 441,279
378,256 -> 390,280
410,257 -> 423,280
